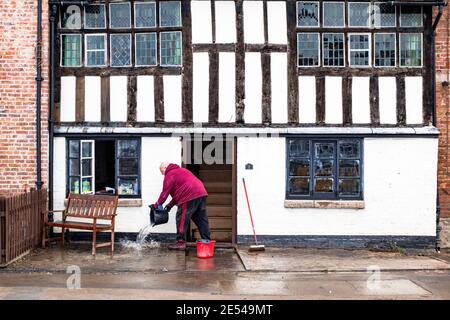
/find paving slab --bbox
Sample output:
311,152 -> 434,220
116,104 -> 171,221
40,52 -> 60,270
349,279 -> 432,296
236,248 -> 450,272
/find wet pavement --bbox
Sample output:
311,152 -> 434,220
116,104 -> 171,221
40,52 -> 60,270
1,243 -> 450,299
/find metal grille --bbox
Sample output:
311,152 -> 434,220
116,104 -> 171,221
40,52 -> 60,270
375,33 -> 396,67
297,33 -> 320,66
111,34 -> 131,67
160,1 -> 181,27
400,33 -> 422,67
323,2 -> 344,27
374,2 -> 396,27
297,1 -> 319,27
348,2 -> 370,27
135,2 -> 156,28
110,3 -> 131,28
160,31 -> 182,66
136,33 -> 157,66
61,34 -> 81,66
85,4 -> 105,29
323,33 -> 344,66
349,34 -> 370,66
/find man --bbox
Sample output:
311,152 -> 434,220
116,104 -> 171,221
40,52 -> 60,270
154,162 -> 211,250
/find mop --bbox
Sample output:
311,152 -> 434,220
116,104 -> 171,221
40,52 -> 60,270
242,178 -> 265,252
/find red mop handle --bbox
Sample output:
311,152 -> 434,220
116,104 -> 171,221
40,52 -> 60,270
242,178 -> 258,244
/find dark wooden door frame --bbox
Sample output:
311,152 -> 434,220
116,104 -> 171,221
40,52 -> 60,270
231,136 -> 237,245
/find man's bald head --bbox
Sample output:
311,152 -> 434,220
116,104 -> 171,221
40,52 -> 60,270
159,162 -> 170,175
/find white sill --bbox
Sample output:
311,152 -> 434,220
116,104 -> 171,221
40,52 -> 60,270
64,198 -> 143,207
284,199 -> 365,209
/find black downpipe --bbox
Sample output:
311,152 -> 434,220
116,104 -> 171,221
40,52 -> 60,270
36,0 -> 44,190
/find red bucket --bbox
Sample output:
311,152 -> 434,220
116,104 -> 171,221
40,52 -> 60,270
196,240 -> 216,259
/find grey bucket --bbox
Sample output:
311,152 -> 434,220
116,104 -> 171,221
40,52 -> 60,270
149,205 -> 169,227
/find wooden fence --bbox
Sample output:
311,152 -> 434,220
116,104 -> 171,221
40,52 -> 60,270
0,189 -> 47,267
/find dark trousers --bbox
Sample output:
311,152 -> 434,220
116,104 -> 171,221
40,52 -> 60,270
176,196 -> 211,241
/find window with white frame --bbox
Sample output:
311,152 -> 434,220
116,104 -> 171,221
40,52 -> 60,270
374,33 -> 396,67
110,2 -> 131,29
400,33 -> 422,67
61,34 -> 82,67
374,2 -> 396,27
160,31 -> 182,66
135,2 -> 156,28
348,2 -> 370,27
160,1 -> 182,27
136,33 -> 157,66
400,5 -> 423,27
298,33 -> 320,67
68,140 -> 95,195
348,33 -> 370,67
85,34 -> 106,67
110,34 -> 132,67
323,2 -> 345,27
323,33 -> 345,67
85,4 -> 106,29
297,1 -> 320,27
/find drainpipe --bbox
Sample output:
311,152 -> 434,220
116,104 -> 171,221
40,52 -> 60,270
36,0 -> 44,190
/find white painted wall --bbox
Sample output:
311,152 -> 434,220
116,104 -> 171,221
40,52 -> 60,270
244,52 -> 262,123
84,76 -> 101,122
299,76 -> 316,124
378,77 -> 397,125
325,76 -> 343,124
193,53 -> 210,123
60,76 -> 76,122
271,53 -> 288,123
136,75 -> 155,122
405,76 -> 423,125
110,76 -> 128,122
218,52 -> 236,122
237,136 -> 438,236
191,0 -> 212,44
215,1 -> 237,43
352,77 -> 371,124
53,137 -> 67,227
163,75 -> 182,122
267,1 -> 287,44
243,1 -> 264,44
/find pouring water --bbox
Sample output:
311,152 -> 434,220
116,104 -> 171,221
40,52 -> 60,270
121,224 -> 160,250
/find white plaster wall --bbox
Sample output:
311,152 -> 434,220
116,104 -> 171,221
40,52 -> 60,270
110,76 -> 128,122
136,75 -> 155,122
218,52 -> 236,122
215,1 -> 237,43
325,76 -> 343,124
405,76 -> 423,125
243,1 -> 264,44
52,137 -> 67,228
115,137 -> 181,233
193,52 -> 210,123
237,137 -> 437,236
352,77 -> 371,124
378,77 -> 397,125
60,76 -> 76,122
84,76 -> 101,122
244,52 -> 262,123
163,75 -> 182,122
191,1 -> 213,44
271,53 -> 288,123
267,1 -> 287,44
298,76 -> 316,124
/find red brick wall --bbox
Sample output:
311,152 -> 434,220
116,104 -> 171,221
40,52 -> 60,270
0,0 -> 49,195
435,5 -> 450,219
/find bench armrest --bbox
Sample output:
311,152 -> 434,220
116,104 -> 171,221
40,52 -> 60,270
48,210 -> 65,213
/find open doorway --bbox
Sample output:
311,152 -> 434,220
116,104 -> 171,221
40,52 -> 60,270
95,140 -> 115,193
182,137 -> 236,244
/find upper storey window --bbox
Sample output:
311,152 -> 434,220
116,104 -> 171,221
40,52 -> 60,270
323,2 -> 345,27
59,1 -> 182,68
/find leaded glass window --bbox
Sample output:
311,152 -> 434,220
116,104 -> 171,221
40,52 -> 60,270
111,34 -> 132,67
297,1 -> 319,27
348,2 -> 370,27
374,2 -> 396,27
297,33 -> 320,67
110,2 -> 131,29
135,2 -> 156,28
84,4 -> 106,29
349,33 -> 370,67
323,33 -> 344,67
160,1 -> 181,27
323,2 -> 345,27
286,138 -> 363,199
375,33 -> 396,67
400,33 -> 422,67
85,34 -> 106,66
117,140 -> 140,196
61,34 -> 81,67
61,4 -> 81,29
400,6 -> 423,27
136,33 -> 157,66
160,31 -> 182,66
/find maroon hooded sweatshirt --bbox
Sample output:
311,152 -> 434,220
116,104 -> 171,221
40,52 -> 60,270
154,163 -> 208,207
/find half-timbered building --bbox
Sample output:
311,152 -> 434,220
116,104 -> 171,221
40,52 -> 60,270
48,0 -> 443,247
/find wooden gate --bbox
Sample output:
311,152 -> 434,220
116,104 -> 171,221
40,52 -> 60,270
0,189 -> 47,267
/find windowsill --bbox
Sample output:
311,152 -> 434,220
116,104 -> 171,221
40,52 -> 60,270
64,198 -> 142,207
284,199 -> 365,209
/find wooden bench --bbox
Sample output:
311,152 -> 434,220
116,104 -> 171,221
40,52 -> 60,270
43,194 -> 119,255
